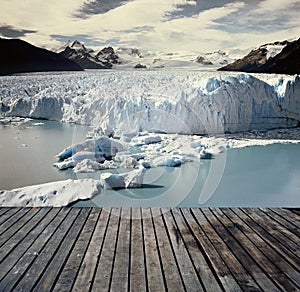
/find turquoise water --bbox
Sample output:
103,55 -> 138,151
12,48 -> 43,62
75,144 -> 300,207
0,120 -> 91,189
0,121 -> 299,207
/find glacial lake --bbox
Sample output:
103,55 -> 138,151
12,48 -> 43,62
0,120 -> 299,207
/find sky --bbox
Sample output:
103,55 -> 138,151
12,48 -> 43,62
0,0 -> 299,52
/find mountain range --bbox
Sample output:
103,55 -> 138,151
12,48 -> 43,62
0,38 -> 83,75
0,37 -> 299,75
219,38 -> 300,74
58,40 -> 120,69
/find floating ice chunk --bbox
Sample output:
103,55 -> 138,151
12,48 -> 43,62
74,159 -> 103,173
100,167 -> 146,189
124,167 -> 146,188
132,134 -> 162,146
74,159 -> 118,173
119,131 -> 139,142
190,141 -> 202,149
199,149 -> 213,159
0,179 -> 101,207
94,136 -> 123,157
57,136 -> 124,161
57,147 -> 74,160
120,157 -> 139,169
140,161 -> 151,168
100,173 -> 125,189
71,151 -> 105,162
0,118 -> 11,125
53,159 -> 77,170
154,156 -> 182,167
114,151 -> 145,162
0,116 -> 32,125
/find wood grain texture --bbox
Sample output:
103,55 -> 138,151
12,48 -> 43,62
0,207 -> 298,291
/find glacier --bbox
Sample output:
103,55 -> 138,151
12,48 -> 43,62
1,70 -> 299,135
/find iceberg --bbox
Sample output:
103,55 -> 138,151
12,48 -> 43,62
131,134 -> 162,146
0,179 -> 101,207
100,167 -> 146,189
73,159 -> 117,173
55,135 -> 124,170
57,136 -> 123,161
154,156 -> 182,167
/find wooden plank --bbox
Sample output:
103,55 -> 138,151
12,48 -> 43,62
0,208 -> 10,217
141,208 -> 165,291
32,208 -> 91,291
221,208 -> 300,289
53,208 -> 101,291
110,208 -> 131,291
181,209 -> 243,291
261,208 -> 300,237
161,208 -> 203,291
0,208 -> 31,242
288,208 -> 300,216
91,208 -> 121,291
0,208 -> 70,291
0,208 -> 21,226
190,208 -> 260,291
0,208 -> 60,282
171,208 -> 222,291
0,208 -> 49,262
231,208 -> 300,272
245,208 -> 300,257
72,208 -> 111,291
271,208 -> 300,228
151,208 -> 184,291
13,208 -> 81,291
200,208 -> 279,291
255,208 -> 299,245
212,208 -> 299,291
130,208 -> 146,292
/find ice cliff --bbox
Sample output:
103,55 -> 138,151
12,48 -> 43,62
1,71 -> 299,134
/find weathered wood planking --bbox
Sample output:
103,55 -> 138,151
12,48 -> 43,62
0,207 -> 299,291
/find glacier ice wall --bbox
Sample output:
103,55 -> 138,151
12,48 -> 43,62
0,71 -> 299,134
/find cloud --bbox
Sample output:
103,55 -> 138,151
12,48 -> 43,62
257,0 -> 300,11
0,24 -> 36,38
50,34 -> 108,47
165,0 -> 259,19
0,0 -> 299,52
74,0 -> 134,18
132,2 -> 247,51
213,0 -> 300,41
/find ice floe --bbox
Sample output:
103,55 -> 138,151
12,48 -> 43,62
0,179 -> 101,207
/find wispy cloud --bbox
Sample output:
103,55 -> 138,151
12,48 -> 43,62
74,0 -> 134,19
0,24 -> 36,38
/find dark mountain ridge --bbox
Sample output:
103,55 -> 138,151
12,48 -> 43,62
219,38 -> 300,74
0,38 -> 83,75
58,41 -> 120,69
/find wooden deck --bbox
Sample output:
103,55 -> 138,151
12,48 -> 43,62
0,207 -> 299,291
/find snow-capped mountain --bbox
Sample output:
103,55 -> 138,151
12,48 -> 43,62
115,47 -> 238,69
58,40 -> 117,69
96,47 -> 121,65
54,40 -> 242,70
219,38 -> 300,74
0,38 -> 83,75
